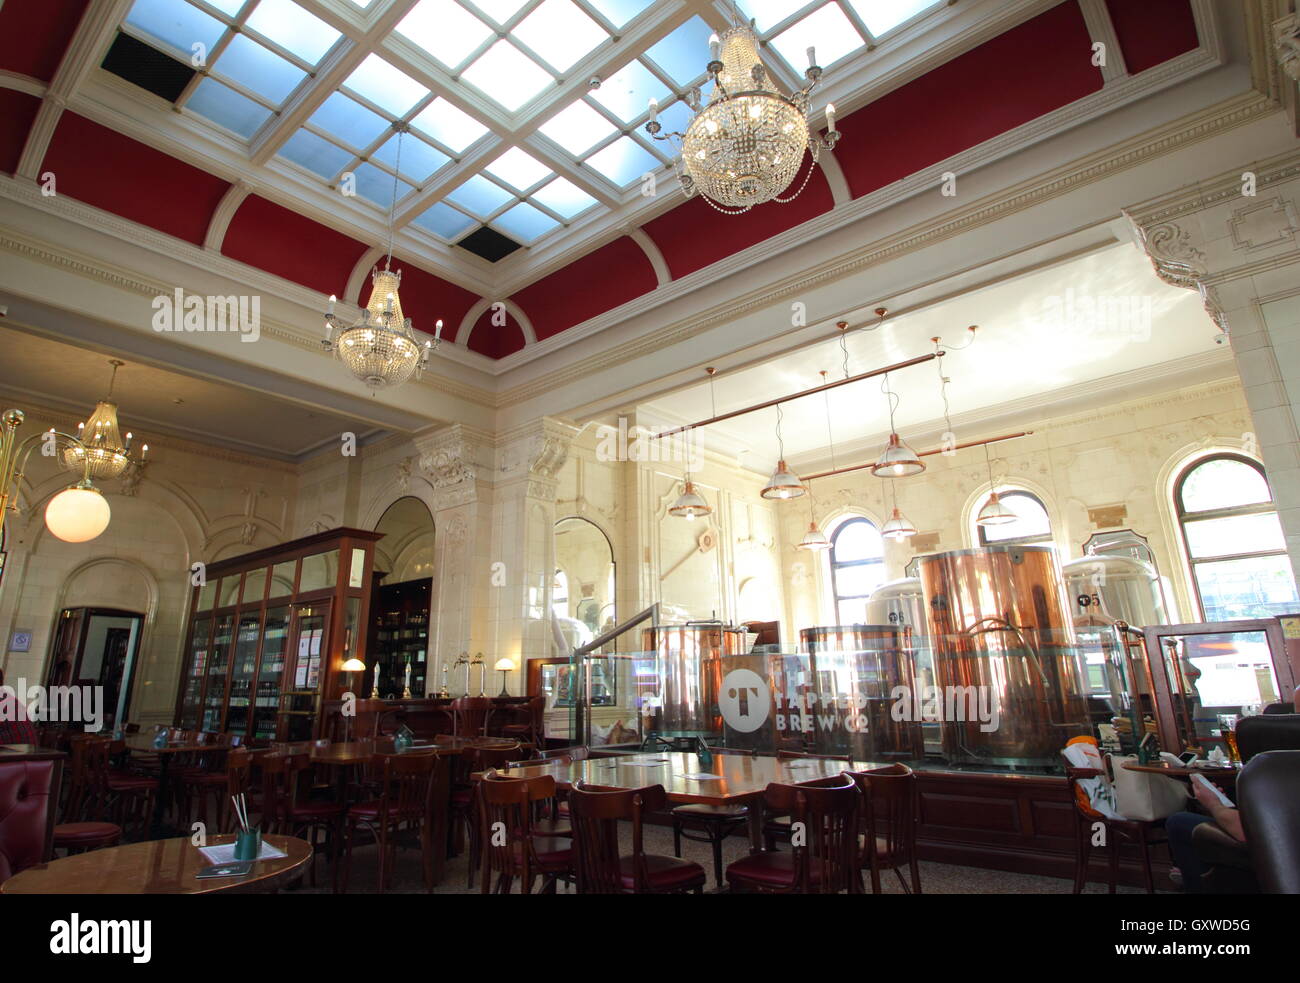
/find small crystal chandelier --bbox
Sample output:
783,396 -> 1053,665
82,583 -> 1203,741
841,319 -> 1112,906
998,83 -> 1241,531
762,404 -> 805,500
871,374 -> 925,478
976,442 -> 1016,526
61,359 -> 147,481
645,17 -> 840,214
323,124 -> 441,391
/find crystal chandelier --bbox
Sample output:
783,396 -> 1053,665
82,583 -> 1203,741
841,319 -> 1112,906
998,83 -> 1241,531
61,359 -> 147,481
645,22 -> 840,213
323,124 -> 441,391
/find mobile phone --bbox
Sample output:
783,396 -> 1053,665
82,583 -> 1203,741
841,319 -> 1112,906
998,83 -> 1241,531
1178,752 -> 1199,765
196,861 -> 254,879
1191,772 -> 1234,808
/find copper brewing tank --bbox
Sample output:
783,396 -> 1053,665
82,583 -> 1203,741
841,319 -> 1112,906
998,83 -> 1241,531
641,624 -> 747,739
797,625 -> 922,760
917,546 -> 1091,767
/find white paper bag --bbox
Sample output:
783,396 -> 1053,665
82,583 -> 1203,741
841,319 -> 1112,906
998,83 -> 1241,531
1107,753 -> 1189,821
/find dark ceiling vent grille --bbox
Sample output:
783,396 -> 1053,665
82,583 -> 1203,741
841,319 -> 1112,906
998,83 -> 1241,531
456,226 -> 521,263
102,32 -> 196,104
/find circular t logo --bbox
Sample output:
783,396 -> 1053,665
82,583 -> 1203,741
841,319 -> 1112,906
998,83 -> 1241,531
718,669 -> 769,733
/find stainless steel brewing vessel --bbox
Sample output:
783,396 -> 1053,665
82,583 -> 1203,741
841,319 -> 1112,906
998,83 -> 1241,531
1061,555 -> 1168,628
917,546 -> 1092,767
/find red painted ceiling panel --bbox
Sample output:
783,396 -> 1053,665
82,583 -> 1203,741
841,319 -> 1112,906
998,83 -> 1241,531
0,0 -> 88,83
0,89 -> 40,176
833,1 -> 1103,200
43,112 -> 229,245
1105,0 -> 1199,75
223,194 -> 369,295
466,305 -> 526,359
641,167 -> 834,280
510,236 -> 657,341
374,261 -> 480,346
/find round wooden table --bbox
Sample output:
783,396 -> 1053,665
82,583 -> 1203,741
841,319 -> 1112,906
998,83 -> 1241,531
1,834 -> 312,894
1120,761 -> 1239,779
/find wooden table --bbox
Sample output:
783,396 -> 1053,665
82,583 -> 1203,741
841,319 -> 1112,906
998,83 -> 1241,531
1120,761 -> 1239,779
496,751 -> 875,849
1,834 -> 312,894
122,735 -> 220,838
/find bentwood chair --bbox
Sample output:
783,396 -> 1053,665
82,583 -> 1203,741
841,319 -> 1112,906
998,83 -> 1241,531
847,763 -> 922,894
763,751 -> 854,851
261,752 -> 345,890
671,746 -> 755,888
478,771 -> 574,894
452,697 -> 493,738
452,742 -> 522,885
569,782 -> 706,894
53,741 -> 122,857
726,777 -> 860,894
1065,766 -> 1165,894
77,735 -> 156,838
342,751 -> 443,894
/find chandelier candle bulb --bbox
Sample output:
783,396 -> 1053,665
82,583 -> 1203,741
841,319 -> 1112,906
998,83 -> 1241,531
826,103 -> 835,130
709,33 -> 720,61
648,98 -> 658,122
435,318 -> 443,341
807,46 -> 816,68
327,295 -> 336,316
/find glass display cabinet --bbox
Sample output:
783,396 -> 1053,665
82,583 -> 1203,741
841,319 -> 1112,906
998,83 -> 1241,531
365,577 -> 432,699
174,528 -> 382,742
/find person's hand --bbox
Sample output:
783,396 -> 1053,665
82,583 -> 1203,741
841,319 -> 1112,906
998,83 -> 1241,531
1192,777 -> 1222,811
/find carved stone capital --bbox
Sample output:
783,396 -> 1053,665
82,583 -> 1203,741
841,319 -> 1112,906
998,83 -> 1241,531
413,423 -> 493,499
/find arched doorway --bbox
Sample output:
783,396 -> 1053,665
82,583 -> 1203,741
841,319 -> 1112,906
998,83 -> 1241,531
368,497 -> 436,698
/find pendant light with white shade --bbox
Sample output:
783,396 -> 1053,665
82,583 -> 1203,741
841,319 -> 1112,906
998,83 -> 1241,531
870,373 -> 924,478
881,481 -> 917,541
761,403 -> 804,500
976,441 -> 1017,526
797,371 -> 835,550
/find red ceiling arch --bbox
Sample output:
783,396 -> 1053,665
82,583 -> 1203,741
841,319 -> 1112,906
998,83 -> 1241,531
0,0 -> 89,84
465,303 -> 527,359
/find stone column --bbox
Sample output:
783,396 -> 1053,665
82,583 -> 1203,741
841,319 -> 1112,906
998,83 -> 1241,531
1126,149 -> 1300,582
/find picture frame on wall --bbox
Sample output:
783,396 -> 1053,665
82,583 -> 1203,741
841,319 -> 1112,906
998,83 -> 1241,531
8,628 -> 33,653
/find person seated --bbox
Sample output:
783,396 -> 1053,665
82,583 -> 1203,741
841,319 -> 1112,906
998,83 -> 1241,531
1166,777 -> 1245,893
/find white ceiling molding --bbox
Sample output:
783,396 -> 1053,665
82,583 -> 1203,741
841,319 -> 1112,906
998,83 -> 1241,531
627,227 -> 671,287
0,71 -> 46,98
203,181 -> 252,252
1077,0 -> 1128,85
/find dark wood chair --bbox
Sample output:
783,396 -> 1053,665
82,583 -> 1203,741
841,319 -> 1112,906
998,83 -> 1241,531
497,695 -> 545,747
671,746 -> 755,888
452,697 -> 492,738
53,743 -> 121,857
569,781 -> 706,894
341,751 -> 443,893
260,752 -> 345,890
726,776 -> 860,894
847,763 -> 922,894
451,742 -> 522,886
763,751 -> 853,851
1065,766 -> 1165,894
478,771 -> 574,894
73,735 -> 156,838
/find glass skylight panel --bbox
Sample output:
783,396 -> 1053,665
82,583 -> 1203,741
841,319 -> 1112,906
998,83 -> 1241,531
584,0 -> 653,28
344,54 -> 429,116
485,147 -> 553,192
591,59 -> 670,123
538,99 -> 616,154
531,176 -> 597,219
446,173 -> 515,216
584,135 -> 660,187
411,98 -> 488,153
351,161 -> 415,207
512,0 -> 608,73
492,201 -> 559,242
187,77 -> 271,138
213,34 -> 305,105
770,4 -> 864,70
125,0 -> 225,56
846,0 -> 936,37
244,0 -> 340,64
372,132 -> 450,181
202,0 -> 248,16
468,0 -> 528,27
645,16 -> 715,87
310,92 -> 390,151
278,128 -> 353,178
461,41 -> 552,112
656,97 -> 693,137
412,201 -> 476,240
396,0 -> 493,69
736,0 -> 811,33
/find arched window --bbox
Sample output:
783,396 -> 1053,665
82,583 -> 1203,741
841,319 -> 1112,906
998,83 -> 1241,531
1175,454 -> 1298,620
552,569 -> 569,619
829,518 -> 886,624
976,490 -> 1053,548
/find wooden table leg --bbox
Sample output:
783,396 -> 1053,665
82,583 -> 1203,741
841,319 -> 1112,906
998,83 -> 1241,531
746,796 -> 764,853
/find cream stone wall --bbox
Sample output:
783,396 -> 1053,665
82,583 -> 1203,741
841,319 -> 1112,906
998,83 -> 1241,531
0,400 -> 294,725
777,377 -> 1257,635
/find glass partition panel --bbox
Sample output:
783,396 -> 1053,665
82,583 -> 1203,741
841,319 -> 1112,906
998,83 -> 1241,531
1162,630 -> 1280,758
299,550 -> 339,593
573,626 -> 1116,774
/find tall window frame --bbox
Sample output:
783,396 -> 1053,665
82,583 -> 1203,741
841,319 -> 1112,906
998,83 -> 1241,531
1174,453 -> 1298,621
829,517 -> 886,625
974,489 -> 1054,549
